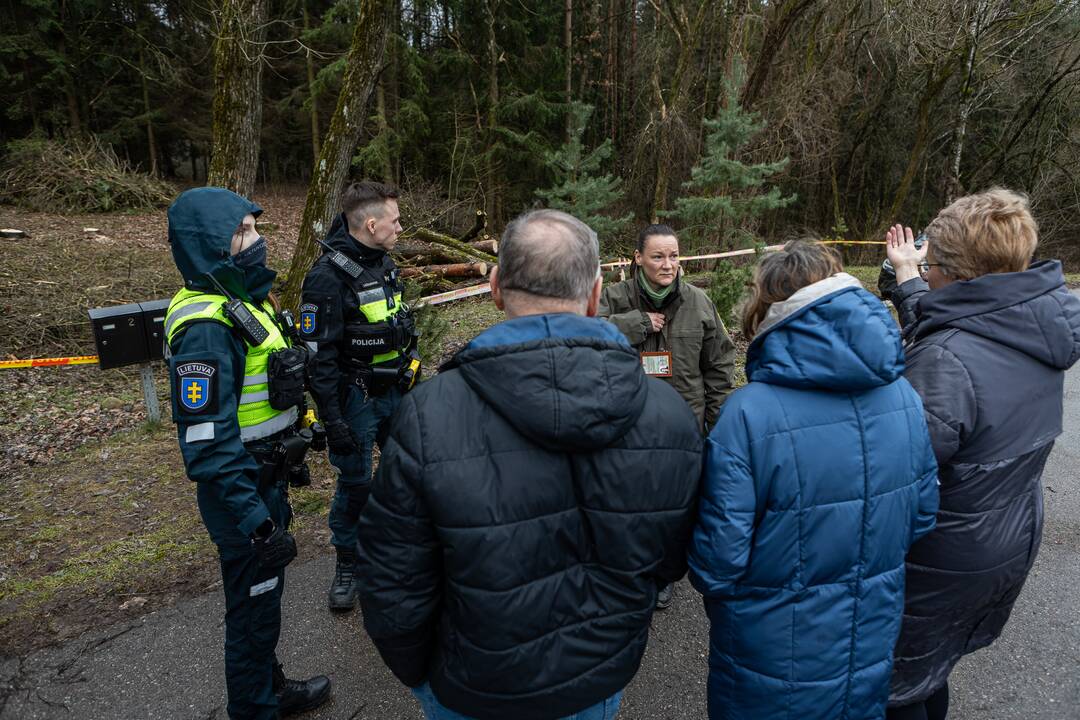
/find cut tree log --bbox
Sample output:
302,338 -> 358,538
469,236 -> 498,254
399,262 -> 489,279
409,227 -> 498,264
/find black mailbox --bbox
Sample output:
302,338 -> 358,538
140,299 -> 171,361
88,303 -> 148,369
88,298 -> 172,369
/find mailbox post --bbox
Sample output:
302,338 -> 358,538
88,299 -> 171,423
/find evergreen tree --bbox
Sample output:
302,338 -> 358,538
535,102 -> 632,245
667,78 -> 795,249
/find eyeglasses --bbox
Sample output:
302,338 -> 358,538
917,262 -> 945,279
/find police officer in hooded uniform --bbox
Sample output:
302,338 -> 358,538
298,180 -> 419,611
164,187 -> 332,719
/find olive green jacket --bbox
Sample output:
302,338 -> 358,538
599,273 -> 735,432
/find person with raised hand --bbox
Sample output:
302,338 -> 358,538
883,188 -> 1080,720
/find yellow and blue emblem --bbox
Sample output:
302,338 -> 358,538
175,361 -> 216,413
300,303 -> 318,336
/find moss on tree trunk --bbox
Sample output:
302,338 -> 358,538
207,0 -> 268,197
282,0 -> 393,310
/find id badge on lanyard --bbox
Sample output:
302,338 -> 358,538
641,351 -> 673,377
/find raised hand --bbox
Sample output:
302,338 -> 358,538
885,224 -> 927,284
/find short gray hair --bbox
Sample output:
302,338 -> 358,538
497,209 -> 600,302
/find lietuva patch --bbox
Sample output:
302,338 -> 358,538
175,360 -> 218,414
299,303 -> 318,336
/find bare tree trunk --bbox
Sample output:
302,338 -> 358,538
281,0 -> 393,309
649,0 -> 711,222
886,63 -> 954,223
484,0 -> 502,223
139,47 -> 158,176
303,0 -> 321,162
208,0 -> 268,197
945,39 -> 977,204
374,80 -> 395,183
565,0 -> 574,143
739,0 -> 821,109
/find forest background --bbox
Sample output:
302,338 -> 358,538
4,0 -> 1080,271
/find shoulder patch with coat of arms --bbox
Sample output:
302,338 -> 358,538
174,360 -> 218,415
299,303 -> 318,336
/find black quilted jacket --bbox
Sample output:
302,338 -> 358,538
888,261 -> 1080,705
355,314 -> 703,720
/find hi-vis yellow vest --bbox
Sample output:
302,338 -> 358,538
165,289 -> 298,442
353,282 -> 406,365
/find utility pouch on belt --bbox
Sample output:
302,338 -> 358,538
266,347 -> 309,410
344,321 -> 395,360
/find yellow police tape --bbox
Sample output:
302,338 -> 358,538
2,240 -> 889,369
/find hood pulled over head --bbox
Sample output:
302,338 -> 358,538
913,260 -> 1080,371
444,314 -> 648,450
747,273 -> 905,391
167,187 -> 274,302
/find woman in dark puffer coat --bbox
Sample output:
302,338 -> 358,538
884,188 -> 1080,720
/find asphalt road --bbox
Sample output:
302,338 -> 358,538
3,317 -> 1078,719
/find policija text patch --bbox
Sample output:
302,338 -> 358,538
175,360 -> 219,415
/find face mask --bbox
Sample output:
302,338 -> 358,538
233,237 -> 267,268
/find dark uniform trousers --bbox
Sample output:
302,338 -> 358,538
327,384 -> 402,553
197,454 -> 292,720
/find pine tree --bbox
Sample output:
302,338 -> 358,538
535,102 -> 632,245
667,78 -> 795,249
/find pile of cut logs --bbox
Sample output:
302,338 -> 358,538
394,210 -> 498,289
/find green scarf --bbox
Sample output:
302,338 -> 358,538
639,272 -> 676,308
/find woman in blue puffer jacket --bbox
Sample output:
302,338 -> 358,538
689,241 -> 940,720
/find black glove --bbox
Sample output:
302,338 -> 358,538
252,521 -> 298,570
325,419 -> 360,456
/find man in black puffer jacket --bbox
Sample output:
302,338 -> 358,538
356,209 -> 703,720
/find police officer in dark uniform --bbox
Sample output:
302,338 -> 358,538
165,187 -> 332,719
298,180 -> 419,611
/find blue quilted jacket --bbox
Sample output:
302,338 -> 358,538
689,274 -> 939,720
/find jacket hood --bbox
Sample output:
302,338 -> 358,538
444,314 -> 647,449
167,187 -> 274,302
747,273 -> 905,391
913,260 -> 1080,370
324,212 -> 387,264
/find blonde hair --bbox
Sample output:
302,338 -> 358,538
926,187 -> 1038,280
742,240 -> 843,339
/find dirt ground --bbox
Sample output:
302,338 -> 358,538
0,188 -> 504,658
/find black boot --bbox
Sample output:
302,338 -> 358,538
328,547 -> 358,611
273,663 -> 331,716
656,582 -> 674,610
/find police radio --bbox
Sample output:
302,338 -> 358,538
316,238 -> 363,280
204,273 -> 271,347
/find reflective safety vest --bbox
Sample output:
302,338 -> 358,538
165,289 -> 298,442
350,280 -> 408,366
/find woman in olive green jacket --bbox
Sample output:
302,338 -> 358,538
599,225 -> 736,434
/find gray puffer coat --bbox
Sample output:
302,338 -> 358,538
888,260 -> 1080,705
